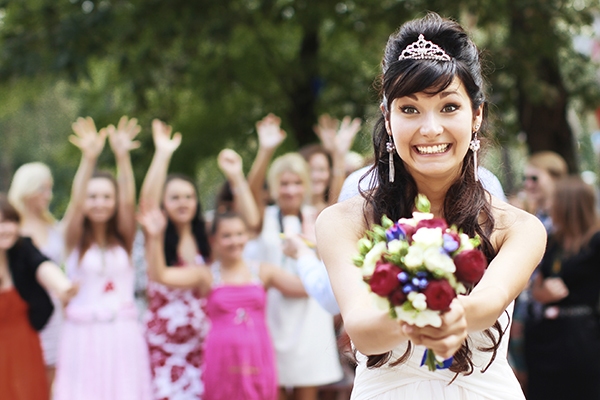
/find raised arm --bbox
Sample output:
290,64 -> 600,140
107,116 -> 141,251
316,197 -> 408,355
259,262 -> 307,298
139,119 -> 182,209
217,149 -> 260,232
314,114 -> 361,204
247,113 -> 286,219
62,117 -> 107,255
138,206 -> 211,294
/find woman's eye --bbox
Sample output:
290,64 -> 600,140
442,104 -> 459,112
400,106 -> 418,114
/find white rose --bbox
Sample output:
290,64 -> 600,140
387,239 -> 404,254
423,247 -> 456,274
404,245 -> 424,269
459,233 -> 474,251
361,241 -> 387,277
408,292 -> 427,311
411,211 -> 434,223
412,227 -> 443,248
413,309 -> 443,328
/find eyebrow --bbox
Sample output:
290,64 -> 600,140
405,90 -> 460,100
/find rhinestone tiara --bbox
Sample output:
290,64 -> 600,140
398,34 -> 451,62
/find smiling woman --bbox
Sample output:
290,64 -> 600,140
53,116 -> 152,400
316,12 -> 546,400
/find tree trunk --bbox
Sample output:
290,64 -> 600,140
287,28 -> 319,148
517,64 -> 577,173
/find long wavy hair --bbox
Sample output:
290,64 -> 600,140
361,12 -> 503,377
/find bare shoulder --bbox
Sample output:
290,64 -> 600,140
316,195 -> 368,241
489,196 -> 546,248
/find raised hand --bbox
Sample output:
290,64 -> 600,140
152,118 -> 182,155
314,114 -> 362,157
217,149 -> 244,180
137,205 -> 168,239
69,116 -> 107,159
107,116 -> 141,159
256,113 -> 286,150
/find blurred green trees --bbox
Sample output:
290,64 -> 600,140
0,0 -> 598,212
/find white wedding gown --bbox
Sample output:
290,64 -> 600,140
351,302 -> 525,400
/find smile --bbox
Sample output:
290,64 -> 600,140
415,144 -> 449,154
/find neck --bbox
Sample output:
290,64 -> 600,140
218,256 -> 245,270
174,221 -> 193,236
20,207 -> 46,225
279,205 -> 301,216
412,170 -> 461,217
91,222 -> 108,247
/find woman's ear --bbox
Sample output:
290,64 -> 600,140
473,104 -> 484,131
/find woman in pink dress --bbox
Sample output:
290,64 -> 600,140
140,120 -> 212,399
53,116 -> 152,400
138,207 -> 307,400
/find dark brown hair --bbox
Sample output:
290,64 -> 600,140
362,12 -> 502,377
551,175 -> 600,255
78,171 -> 126,259
0,193 -> 21,223
163,174 -> 211,265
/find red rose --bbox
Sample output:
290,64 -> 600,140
422,279 -> 456,311
454,249 -> 487,285
399,223 -> 416,242
416,218 -> 448,231
369,263 -> 402,296
388,286 -> 407,306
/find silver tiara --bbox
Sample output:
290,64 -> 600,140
398,34 -> 451,62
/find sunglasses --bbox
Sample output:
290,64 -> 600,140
523,175 -> 539,182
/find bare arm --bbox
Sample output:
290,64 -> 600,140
138,206 -> 211,293
217,149 -> 260,232
62,117 -> 107,255
316,197 -> 408,355
260,262 -> 307,298
36,261 -> 77,306
139,119 -> 182,208
459,203 -> 546,331
402,200 -> 547,359
247,114 -> 286,222
107,116 -> 141,252
314,114 -> 361,204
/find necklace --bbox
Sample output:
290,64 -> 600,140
99,246 -> 115,293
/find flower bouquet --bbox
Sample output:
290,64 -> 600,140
352,194 -> 488,371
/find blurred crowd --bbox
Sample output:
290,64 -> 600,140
1,113 -> 599,400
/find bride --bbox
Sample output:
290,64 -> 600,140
316,13 -> 546,400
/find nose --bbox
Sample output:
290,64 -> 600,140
419,112 -> 443,138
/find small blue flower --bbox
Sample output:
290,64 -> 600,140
397,271 -> 409,283
442,233 -> 460,253
415,271 -> 428,279
402,283 -> 417,294
386,224 -> 407,242
417,278 -> 429,289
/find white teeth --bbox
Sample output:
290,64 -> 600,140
416,144 -> 449,154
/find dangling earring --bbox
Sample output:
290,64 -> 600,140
386,137 -> 395,183
470,126 -> 480,182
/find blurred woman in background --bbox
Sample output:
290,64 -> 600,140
8,162 -> 65,393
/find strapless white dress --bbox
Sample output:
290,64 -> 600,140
351,302 -> 524,400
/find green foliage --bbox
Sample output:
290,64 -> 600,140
0,0 -> 599,211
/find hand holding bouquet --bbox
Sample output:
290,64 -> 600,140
352,195 -> 488,371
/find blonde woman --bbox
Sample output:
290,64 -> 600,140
8,162 -> 65,391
